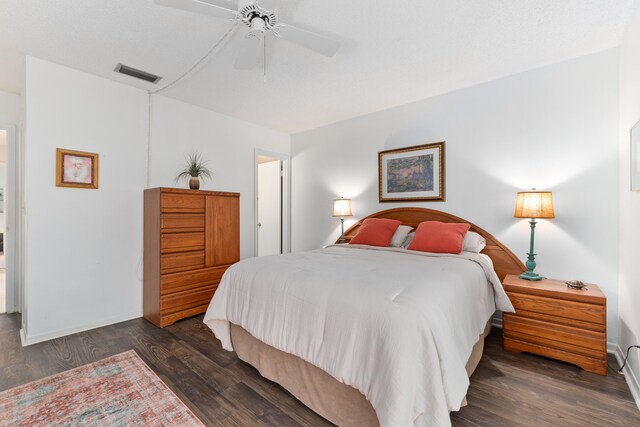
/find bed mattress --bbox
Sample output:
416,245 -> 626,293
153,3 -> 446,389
204,245 -> 513,426
230,320 -> 491,427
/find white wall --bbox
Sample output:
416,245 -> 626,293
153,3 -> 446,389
18,60 -> 289,343
23,57 -> 149,343
618,5 -> 640,400
292,49 -> 621,342
148,95 -> 290,260
0,90 -> 21,125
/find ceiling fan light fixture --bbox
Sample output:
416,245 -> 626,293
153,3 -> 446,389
156,0 -> 341,74
238,0 -> 277,29
250,17 -> 266,33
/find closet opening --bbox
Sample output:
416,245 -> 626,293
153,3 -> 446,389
254,150 -> 290,257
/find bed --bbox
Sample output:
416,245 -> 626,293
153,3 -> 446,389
204,208 -> 525,426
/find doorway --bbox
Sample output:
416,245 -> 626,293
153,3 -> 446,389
255,150 -> 290,257
0,129 -> 5,313
0,124 -> 19,315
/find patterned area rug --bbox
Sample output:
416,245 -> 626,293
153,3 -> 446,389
0,350 -> 204,426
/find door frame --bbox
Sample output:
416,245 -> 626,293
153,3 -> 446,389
0,123 -> 22,313
254,149 -> 290,256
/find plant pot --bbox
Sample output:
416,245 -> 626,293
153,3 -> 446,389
189,177 -> 200,190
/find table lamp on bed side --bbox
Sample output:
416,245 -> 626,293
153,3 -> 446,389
333,198 -> 353,243
514,190 -> 555,281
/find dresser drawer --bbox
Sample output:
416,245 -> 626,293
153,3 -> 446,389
160,284 -> 217,315
508,292 -> 605,325
504,314 -> 606,353
161,264 -> 231,295
161,232 -> 205,253
161,251 -> 205,274
159,304 -> 211,328
161,193 -> 205,213
161,214 -> 205,232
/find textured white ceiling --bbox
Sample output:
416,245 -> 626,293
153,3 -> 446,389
0,0 -> 635,133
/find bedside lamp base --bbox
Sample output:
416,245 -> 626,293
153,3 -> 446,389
520,247 -> 543,281
519,219 -> 544,281
520,270 -> 543,281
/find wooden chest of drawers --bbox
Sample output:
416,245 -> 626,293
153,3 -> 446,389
144,188 -> 240,327
502,274 -> 607,375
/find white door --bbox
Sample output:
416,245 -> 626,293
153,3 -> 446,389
0,131 -> 4,313
257,160 -> 281,256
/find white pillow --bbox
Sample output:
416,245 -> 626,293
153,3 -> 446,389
401,231 -> 415,248
390,225 -> 413,247
462,231 -> 486,253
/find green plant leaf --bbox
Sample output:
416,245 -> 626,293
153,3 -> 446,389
175,151 -> 213,184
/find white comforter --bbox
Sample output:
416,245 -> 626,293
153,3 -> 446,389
204,245 -> 514,426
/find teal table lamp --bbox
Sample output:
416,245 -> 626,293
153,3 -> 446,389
514,190 -> 555,281
332,198 -> 352,243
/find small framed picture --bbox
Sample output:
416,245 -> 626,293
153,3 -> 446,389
378,141 -> 445,202
56,148 -> 99,189
632,120 -> 640,191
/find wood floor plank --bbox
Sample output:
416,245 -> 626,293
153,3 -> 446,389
1,313 -> 638,427
222,382 -> 302,427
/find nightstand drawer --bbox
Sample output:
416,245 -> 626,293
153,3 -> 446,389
505,330 -> 605,360
504,314 -> 606,353
504,337 -> 607,375
512,308 -> 606,333
508,292 -> 605,325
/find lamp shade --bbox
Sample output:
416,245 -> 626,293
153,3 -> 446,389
514,191 -> 555,219
332,198 -> 352,217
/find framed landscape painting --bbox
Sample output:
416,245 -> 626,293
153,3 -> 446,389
56,148 -> 99,189
378,142 -> 445,202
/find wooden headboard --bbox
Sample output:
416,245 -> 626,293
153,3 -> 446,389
337,207 -> 525,282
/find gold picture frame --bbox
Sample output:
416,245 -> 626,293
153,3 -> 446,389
378,142 -> 445,202
56,148 -> 99,189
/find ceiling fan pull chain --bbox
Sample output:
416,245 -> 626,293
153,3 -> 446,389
263,33 -> 267,83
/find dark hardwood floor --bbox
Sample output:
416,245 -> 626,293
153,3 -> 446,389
1,313 -> 638,426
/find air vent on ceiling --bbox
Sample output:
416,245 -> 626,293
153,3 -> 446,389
114,63 -> 162,84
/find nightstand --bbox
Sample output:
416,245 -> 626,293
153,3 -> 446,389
502,274 -> 607,375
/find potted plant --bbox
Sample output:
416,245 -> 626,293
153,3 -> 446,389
175,151 -> 212,190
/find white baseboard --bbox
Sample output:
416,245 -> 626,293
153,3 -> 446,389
609,342 -> 640,411
19,327 -> 27,346
20,312 -> 142,346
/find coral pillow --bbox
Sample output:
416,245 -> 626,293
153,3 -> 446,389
407,221 -> 471,254
349,218 -> 402,247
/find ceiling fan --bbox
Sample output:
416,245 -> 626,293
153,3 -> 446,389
154,0 -> 340,71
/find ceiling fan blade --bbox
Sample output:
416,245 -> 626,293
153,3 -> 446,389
256,0 -> 278,11
235,34 -> 262,69
154,0 -> 237,20
276,24 -> 340,57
